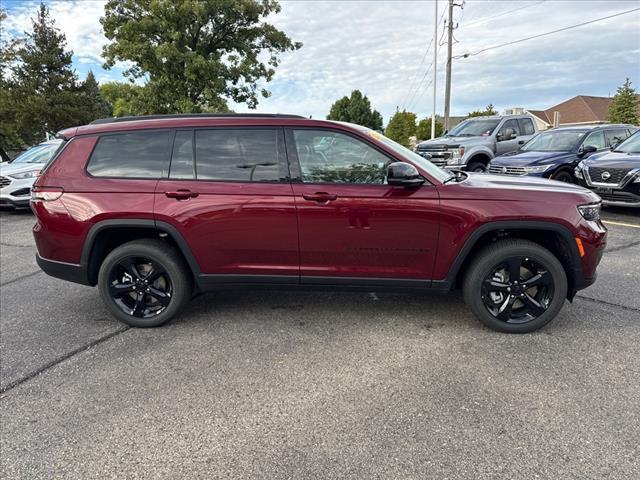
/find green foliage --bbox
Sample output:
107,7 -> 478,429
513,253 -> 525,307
77,70 -> 112,121
468,104 -> 497,118
415,117 -> 444,140
608,78 -> 639,125
100,81 -> 145,117
384,110 -> 416,148
327,90 -> 383,130
100,0 -> 301,113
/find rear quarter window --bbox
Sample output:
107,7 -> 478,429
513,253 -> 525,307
86,130 -> 171,178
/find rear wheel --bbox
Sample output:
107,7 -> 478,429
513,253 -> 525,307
462,239 -> 567,333
98,240 -> 192,327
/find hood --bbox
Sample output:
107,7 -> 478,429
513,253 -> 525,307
0,162 -> 45,176
440,172 -> 600,206
417,136 -> 482,148
583,151 -> 640,169
491,150 -> 576,166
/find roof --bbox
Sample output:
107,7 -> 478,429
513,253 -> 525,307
59,114 -> 329,138
89,113 -> 305,125
546,124 -> 634,132
528,95 -> 640,125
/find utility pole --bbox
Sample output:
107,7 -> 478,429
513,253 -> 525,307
444,0 -> 463,133
431,0 -> 438,139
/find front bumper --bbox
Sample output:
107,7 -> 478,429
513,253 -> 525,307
576,178 -> 640,208
0,177 -> 35,209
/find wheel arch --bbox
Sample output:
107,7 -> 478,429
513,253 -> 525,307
81,219 -> 200,286
443,221 -> 583,299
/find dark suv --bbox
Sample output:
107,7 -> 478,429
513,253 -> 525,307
32,114 -> 607,333
488,125 -> 636,183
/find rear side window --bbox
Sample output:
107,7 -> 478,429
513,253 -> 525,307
195,128 -> 285,182
87,131 -> 170,178
518,118 -> 535,135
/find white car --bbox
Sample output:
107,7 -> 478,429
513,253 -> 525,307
0,139 -> 63,209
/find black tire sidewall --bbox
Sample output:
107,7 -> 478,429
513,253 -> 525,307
463,241 -> 568,333
553,171 -> 574,183
98,240 -> 191,327
467,161 -> 486,173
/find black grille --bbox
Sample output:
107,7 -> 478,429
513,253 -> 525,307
588,167 -> 631,184
0,176 -> 11,187
597,191 -> 640,204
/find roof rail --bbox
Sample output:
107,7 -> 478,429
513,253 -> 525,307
90,113 -> 306,125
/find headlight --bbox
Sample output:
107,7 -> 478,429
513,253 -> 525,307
574,161 -> 585,179
633,175 -> 640,184
9,169 -> 40,179
578,203 -> 601,221
522,165 -> 552,173
447,147 -> 465,164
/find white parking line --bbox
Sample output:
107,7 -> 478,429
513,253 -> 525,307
603,220 -> 640,229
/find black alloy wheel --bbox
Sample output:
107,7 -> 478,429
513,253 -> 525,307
108,256 -> 173,318
481,256 -> 554,324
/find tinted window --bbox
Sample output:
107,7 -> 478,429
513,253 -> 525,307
518,118 -> 535,135
87,131 -> 170,177
583,131 -> 606,149
195,129 -> 284,182
170,131 -> 195,179
293,130 -> 390,184
604,129 -> 629,148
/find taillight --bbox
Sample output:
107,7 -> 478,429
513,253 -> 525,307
31,186 -> 64,201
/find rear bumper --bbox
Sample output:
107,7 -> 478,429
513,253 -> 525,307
36,254 -> 90,286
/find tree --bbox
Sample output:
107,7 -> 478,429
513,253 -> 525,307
385,110 -> 416,148
327,90 -> 383,130
468,104 -> 497,118
77,70 -> 112,121
608,78 -> 639,125
101,0 -> 301,113
8,3 -> 83,146
0,8 -> 22,150
415,117 -> 444,140
100,81 -> 144,117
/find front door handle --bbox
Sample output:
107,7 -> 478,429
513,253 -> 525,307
165,189 -> 199,200
303,192 -> 338,203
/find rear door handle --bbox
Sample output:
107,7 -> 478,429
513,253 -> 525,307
165,189 -> 199,200
303,192 -> 338,203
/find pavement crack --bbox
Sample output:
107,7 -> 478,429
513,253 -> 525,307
576,295 -> 640,313
0,326 -> 130,395
1,270 -> 42,287
605,240 -> 640,253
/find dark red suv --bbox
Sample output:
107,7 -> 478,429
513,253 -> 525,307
31,114 -> 607,333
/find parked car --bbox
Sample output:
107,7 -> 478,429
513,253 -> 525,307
32,114 -> 606,333
0,139 -> 63,209
488,125 -> 637,183
415,114 -> 538,172
575,129 -> 640,208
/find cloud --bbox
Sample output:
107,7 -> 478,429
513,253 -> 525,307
4,0 -> 639,122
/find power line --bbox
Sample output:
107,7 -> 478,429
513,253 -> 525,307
454,6 -> 640,59
400,8 -> 446,111
460,0 -> 546,29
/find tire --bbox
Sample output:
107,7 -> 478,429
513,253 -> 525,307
552,170 -> 574,183
462,239 -> 567,333
98,239 -> 192,327
466,161 -> 487,173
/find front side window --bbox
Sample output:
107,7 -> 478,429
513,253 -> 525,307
583,131 -> 606,150
293,130 -> 390,184
499,119 -> 520,137
195,129 -> 285,182
170,130 -> 195,179
87,131 -> 171,178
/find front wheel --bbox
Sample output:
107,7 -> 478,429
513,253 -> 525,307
466,161 -> 487,173
462,239 -> 567,333
552,170 -> 574,183
98,239 -> 192,327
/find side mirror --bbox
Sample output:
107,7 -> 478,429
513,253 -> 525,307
387,162 -> 425,187
443,130 -> 449,135
496,132 -> 504,141
579,144 -> 598,157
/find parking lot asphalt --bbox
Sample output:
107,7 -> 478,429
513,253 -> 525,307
1,207 -> 639,479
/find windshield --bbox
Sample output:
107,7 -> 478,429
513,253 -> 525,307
364,129 -> 453,182
448,118 -> 500,137
614,130 -> 640,154
10,141 -> 62,164
522,130 -> 586,152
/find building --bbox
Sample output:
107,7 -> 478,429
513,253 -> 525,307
525,95 -> 639,130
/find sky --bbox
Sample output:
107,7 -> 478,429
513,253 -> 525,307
2,0 -> 639,123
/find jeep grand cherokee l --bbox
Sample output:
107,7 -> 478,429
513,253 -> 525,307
31,114 -> 607,333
